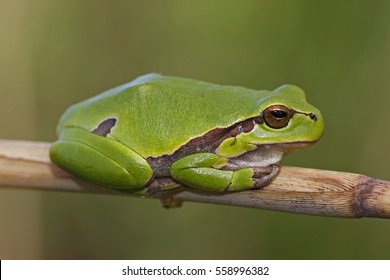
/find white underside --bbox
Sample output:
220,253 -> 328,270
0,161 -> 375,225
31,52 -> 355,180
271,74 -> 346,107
230,145 -> 285,167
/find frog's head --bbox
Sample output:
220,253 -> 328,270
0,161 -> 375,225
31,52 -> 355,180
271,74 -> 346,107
252,84 -> 324,145
216,85 -> 324,158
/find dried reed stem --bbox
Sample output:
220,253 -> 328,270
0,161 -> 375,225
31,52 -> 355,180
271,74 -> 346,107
1,140 -> 389,218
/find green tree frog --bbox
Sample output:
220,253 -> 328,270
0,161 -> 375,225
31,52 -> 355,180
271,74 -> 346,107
50,73 -> 324,195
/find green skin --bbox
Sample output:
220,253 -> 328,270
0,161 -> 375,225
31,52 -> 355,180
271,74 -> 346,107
50,73 -> 324,194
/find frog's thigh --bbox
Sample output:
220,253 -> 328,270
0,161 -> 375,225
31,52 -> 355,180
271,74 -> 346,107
170,153 -> 255,191
50,127 -> 153,189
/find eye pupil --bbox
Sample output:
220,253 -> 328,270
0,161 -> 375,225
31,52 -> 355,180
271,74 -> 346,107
271,110 -> 287,118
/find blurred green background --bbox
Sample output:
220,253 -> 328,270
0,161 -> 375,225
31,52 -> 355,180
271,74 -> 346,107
1,0 -> 390,259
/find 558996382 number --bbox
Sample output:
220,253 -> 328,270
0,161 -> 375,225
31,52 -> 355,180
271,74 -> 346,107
215,266 -> 269,276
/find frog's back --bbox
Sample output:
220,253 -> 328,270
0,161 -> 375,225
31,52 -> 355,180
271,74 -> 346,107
59,73 -> 270,157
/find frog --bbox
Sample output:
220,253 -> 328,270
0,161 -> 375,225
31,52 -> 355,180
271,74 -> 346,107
50,73 -> 324,196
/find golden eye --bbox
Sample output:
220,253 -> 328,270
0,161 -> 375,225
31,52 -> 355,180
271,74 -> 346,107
262,105 -> 292,129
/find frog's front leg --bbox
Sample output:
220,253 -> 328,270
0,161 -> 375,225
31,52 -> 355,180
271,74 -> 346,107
170,153 -> 280,192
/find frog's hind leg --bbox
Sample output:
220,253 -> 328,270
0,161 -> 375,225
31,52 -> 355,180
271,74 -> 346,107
50,126 -> 153,190
145,177 -> 185,208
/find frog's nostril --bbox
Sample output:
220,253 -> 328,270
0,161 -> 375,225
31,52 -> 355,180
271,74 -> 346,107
308,113 -> 317,121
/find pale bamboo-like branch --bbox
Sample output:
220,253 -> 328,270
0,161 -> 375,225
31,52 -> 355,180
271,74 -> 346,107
1,140 -> 389,218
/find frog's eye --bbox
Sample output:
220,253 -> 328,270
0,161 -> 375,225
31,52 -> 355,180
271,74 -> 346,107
262,105 -> 292,129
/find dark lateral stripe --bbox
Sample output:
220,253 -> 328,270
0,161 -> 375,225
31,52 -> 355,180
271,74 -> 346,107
147,116 -> 260,166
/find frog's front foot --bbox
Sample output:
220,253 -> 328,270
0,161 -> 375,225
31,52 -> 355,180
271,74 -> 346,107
246,164 -> 280,190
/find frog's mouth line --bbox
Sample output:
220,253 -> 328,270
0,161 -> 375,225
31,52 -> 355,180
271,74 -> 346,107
250,140 -> 317,147
249,140 -> 317,153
